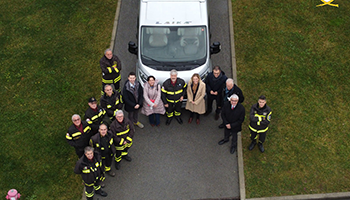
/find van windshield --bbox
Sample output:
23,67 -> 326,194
140,26 -> 207,69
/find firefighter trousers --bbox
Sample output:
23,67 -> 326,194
250,129 -> 267,143
166,102 -> 182,118
115,142 -> 132,163
102,153 -> 114,172
85,179 -> 102,199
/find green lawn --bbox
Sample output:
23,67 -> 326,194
0,0 -> 117,199
232,0 -> 350,198
1,0 -> 349,199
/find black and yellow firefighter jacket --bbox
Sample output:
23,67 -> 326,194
66,121 -> 96,149
89,132 -> 116,158
161,78 -> 187,104
84,105 -> 107,126
74,151 -> 103,184
249,103 -> 272,133
108,118 -> 134,149
100,91 -> 123,118
100,55 -> 122,85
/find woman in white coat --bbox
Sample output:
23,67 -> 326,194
185,73 -> 206,124
141,76 -> 165,126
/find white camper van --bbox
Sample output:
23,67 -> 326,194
128,0 -> 221,86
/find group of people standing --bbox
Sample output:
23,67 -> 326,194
66,49 -> 272,200
66,49 -> 140,200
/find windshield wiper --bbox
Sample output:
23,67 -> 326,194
141,55 -> 176,67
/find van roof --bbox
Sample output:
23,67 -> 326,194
140,0 -> 208,26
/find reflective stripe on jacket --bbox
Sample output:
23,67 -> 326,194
100,55 -> 122,82
74,151 -> 103,184
66,121 -> 95,149
161,78 -> 186,104
249,103 -> 271,133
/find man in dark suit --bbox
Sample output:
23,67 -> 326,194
218,78 -> 244,128
218,94 -> 245,154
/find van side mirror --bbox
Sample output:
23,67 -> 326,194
210,42 -> 221,54
128,41 -> 138,55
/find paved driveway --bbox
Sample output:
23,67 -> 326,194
102,0 -> 238,199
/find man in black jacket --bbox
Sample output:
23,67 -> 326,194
218,94 -> 245,154
122,72 -> 144,128
248,95 -> 272,153
161,69 -> 187,125
74,146 -> 108,200
218,78 -> 245,128
66,114 -> 97,158
100,49 -> 122,94
204,66 -> 227,120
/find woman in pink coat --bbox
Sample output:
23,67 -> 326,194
141,76 -> 165,126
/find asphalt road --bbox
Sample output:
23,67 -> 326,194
102,0 -> 238,199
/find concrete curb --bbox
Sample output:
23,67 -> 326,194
237,132 -> 246,200
227,0 -> 245,200
247,192 -> 350,200
109,0 -> 122,51
227,0 -> 237,84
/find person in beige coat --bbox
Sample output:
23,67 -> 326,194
185,73 -> 206,124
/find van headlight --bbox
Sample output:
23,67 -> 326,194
200,70 -> 209,81
138,69 -> 148,84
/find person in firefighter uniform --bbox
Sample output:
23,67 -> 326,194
74,146 -> 108,200
84,97 -> 112,128
161,69 -> 187,125
100,48 -> 122,94
66,114 -> 97,158
248,95 -> 272,153
109,110 -> 134,170
90,124 -> 116,178
100,84 -> 124,121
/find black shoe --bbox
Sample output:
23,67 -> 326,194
218,123 -> 225,129
258,143 -> 265,153
248,141 -> 256,151
215,113 -> 220,120
107,170 -> 115,177
204,110 -> 211,116
218,139 -> 229,145
123,155 -> 132,162
115,162 -> 120,170
166,118 -> 172,125
230,146 -> 236,154
96,189 -> 108,197
175,117 -> 183,124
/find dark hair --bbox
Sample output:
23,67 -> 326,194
147,75 -> 155,81
213,65 -> 221,71
128,72 -> 136,77
259,95 -> 266,100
